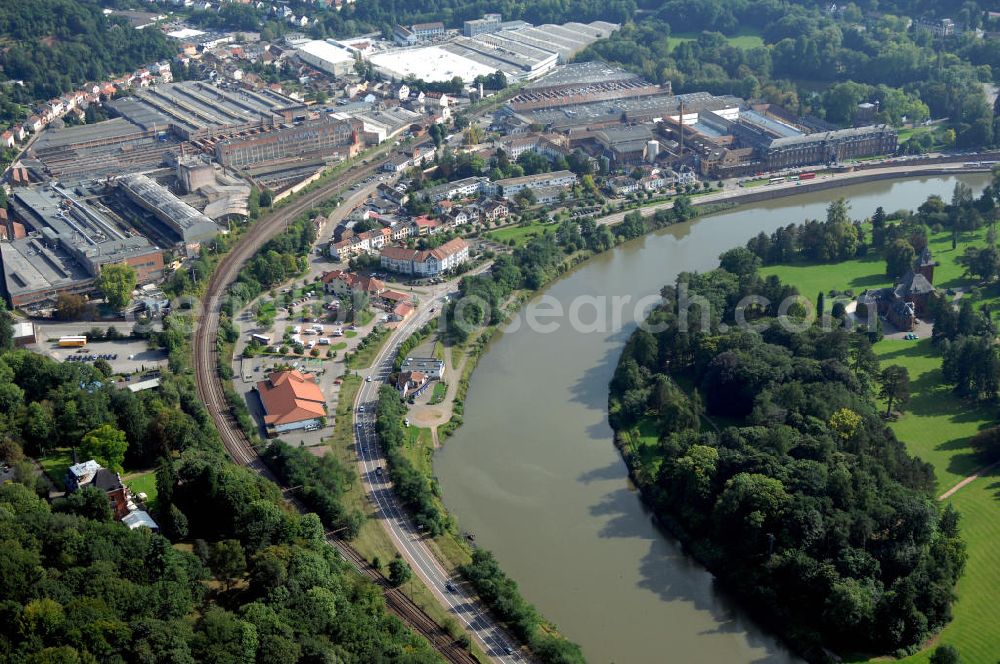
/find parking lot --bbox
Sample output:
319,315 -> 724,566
40,337 -> 168,375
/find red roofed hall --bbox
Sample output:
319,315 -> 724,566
256,370 -> 326,435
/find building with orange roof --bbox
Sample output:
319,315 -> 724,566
256,369 -> 327,435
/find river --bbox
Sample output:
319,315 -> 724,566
434,174 -> 992,664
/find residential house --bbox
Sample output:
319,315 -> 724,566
607,176 -> 640,196
322,270 -> 386,298
480,200 -> 508,223
379,237 -> 470,276
395,370 -> 427,397
392,301 -> 414,321
421,176 -> 488,202
65,460 -> 130,520
411,216 -> 442,235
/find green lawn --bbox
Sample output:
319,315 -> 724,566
124,470 -> 158,511
344,330 -> 358,338
765,239 -> 1000,663
667,28 -> 764,51
761,225 -> 991,309
428,381 -> 447,405
621,417 -> 663,480
486,221 -> 554,246
38,448 -> 74,491
873,339 -> 991,492
346,329 -> 390,370
762,254 -> 888,303
404,426 -> 435,477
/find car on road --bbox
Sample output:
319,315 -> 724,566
375,467 -> 383,476
445,582 -> 456,592
504,646 -> 514,656
358,405 -> 365,413
366,376 -> 372,382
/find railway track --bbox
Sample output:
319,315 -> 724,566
191,151 -> 476,664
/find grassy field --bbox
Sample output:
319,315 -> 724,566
428,381 -> 447,405
486,221 -> 554,246
346,328 -> 390,370
761,225 -> 992,307
123,470 -> 158,510
667,28 -> 764,51
764,237 -> 1000,662
38,448 -> 74,491
873,339 -> 991,491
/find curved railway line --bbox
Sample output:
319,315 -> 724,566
191,154 -> 476,664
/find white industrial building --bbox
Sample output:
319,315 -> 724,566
297,40 -> 355,77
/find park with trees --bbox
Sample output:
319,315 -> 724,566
609,255 -> 967,660
693,169 -> 1000,662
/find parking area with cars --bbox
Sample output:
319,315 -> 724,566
40,337 -> 168,374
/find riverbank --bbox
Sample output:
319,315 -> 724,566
434,174 -> 991,664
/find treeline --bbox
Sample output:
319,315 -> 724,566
608,251 -> 965,659
0,343 -> 442,662
394,319 -> 439,371
0,0 -> 175,101
261,440 -> 365,538
459,550 -> 585,664
575,0 -> 998,146
745,199 -> 865,265
374,385 -> 449,535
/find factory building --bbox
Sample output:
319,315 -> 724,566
732,120 -> 897,170
2,186 -> 164,308
214,116 -> 362,171
296,40 -> 355,77
108,81 -> 307,142
117,174 -> 221,245
372,20 -> 617,84
464,13 -> 502,37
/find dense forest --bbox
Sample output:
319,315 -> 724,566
0,304 -> 441,662
0,0 -> 175,102
607,259 -> 967,659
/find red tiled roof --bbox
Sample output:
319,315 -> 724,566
257,370 -> 325,425
381,289 -> 410,302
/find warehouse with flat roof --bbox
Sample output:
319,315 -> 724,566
3,186 -> 164,308
297,39 -> 355,77
116,174 -> 220,245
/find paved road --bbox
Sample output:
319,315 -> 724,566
192,146 -> 502,663
594,160 -> 994,228
348,267 -> 526,663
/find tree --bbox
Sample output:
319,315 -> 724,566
209,539 -> 247,590
55,293 -> 88,320
969,425 -> 1000,463
97,263 -> 137,311
885,239 -> 916,280
872,206 -> 887,248
79,424 -> 128,472
879,365 -> 911,417
929,645 -> 961,664
0,300 -> 12,351
55,485 -> 113,521
388,557 -> 411,587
